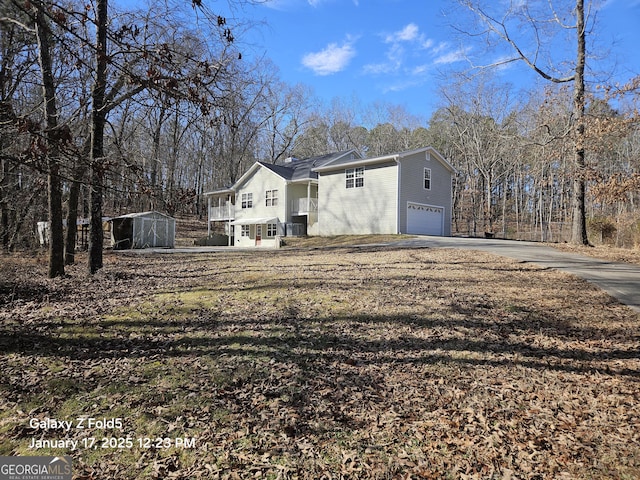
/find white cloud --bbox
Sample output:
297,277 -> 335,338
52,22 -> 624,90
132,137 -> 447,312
412,64 -> 429,75
262,0 -> 296,9
383,23 -> 435,50
382,77 -> 424,93
263,0 -> 325,9
302,40 -> 357,75
385,23 -> 420,43
364,23 -> 435,77
422,38 -> 434,49
433,47 -> 471,65
431,41 -> 450,55
265,0 -> 360,10
363,62 -> 394,75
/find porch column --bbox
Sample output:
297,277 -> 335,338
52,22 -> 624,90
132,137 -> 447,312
227,194 -> 232,246
307,181 -> 311,213
207,195 -> 211,236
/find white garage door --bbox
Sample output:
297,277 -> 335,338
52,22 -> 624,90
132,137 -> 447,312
407,203 -> 444,236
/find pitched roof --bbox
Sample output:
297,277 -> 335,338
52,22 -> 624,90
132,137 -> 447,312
260,150 -> 361,182
111,211 -> 174,220
313,146 -> 455,174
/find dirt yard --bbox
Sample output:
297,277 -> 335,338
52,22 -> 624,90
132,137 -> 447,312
1,246 -> 639,479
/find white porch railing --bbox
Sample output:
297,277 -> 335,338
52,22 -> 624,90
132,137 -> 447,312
291,197 -> 318,214
209,204 -> 234,221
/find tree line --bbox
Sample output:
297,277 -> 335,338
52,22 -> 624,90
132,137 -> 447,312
1,0 -> 639,278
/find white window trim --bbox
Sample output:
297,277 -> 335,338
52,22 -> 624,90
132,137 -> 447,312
241,192 -> 253,209
346,166 -> 364,189
424,168 -> 431,191
241,225 -> 250,237
266,189 -> 278,207
266,223 -> 277,237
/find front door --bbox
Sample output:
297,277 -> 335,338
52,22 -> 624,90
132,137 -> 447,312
255,225 -> 262,246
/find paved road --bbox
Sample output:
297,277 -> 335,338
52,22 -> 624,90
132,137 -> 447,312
391,236 -> 640,314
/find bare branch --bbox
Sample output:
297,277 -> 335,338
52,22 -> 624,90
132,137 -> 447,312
463,1 -> 575,83
0,16 -> 35,32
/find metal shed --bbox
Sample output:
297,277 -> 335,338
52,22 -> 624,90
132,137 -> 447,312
110,211 -> 176,249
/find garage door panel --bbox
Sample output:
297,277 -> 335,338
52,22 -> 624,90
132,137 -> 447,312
407,203 -> 443,236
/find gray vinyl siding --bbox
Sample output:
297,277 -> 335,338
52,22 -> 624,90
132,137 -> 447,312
398,151 -> 452,236
318,161 -> 398,235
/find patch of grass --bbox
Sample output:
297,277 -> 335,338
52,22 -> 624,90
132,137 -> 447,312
1,247 -> 639,478
550,242 -> 640,265
282,234 -> 414,248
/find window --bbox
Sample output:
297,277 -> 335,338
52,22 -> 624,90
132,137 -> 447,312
266,223 -> 277,237
241,193 -> 253,208
424,168 -> 431,190
265,189 -> 278,206
346,167 -> 364,188
241,225 -> 250,237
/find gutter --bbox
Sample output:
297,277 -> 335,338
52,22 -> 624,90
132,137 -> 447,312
312,154 -> 398,173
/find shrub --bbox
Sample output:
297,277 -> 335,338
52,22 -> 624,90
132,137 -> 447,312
587,216 -> 617,244
194,234 -> 229,246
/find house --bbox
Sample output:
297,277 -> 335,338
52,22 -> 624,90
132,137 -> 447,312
204,151 -> 362,247
204,146 -> 454,246
314,147 -> 454,236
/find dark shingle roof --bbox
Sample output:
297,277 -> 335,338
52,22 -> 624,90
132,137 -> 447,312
260,151 -> 358,182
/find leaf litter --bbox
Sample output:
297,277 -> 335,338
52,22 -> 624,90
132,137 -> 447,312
0,246 -> 639,479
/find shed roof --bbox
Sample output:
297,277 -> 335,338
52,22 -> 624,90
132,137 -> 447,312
111,211 -> 175,220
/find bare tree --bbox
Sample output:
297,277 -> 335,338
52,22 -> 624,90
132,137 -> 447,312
453,0 -> 592,244
258,67 -> 313,164
439,76 -> 518,234
0,4 -> 39,251
33,0 -> 66,277
86,0 -> 108,273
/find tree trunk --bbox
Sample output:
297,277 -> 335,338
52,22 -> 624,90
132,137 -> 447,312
65,165 -> 86,264
34,3 -> 64,278
570,0 -> 589,245
88,0 -> 108,274
1,159 -> 9,251
65,141 -> 90,265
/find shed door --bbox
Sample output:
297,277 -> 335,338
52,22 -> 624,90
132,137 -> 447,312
407,203 -> 444,236
142,218 -> 158,247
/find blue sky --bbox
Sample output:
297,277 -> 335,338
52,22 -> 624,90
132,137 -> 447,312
238,0 -> 640,121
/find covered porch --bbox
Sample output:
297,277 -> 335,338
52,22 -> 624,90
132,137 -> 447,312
231,217 -> 284,248
204,189 -> 235,242
289,180 -> 319,236
205,189 -> 235,221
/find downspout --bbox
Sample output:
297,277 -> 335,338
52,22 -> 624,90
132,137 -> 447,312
307,180 -> 311,232
284,182 -> 289,236
227,193 -> 232,247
